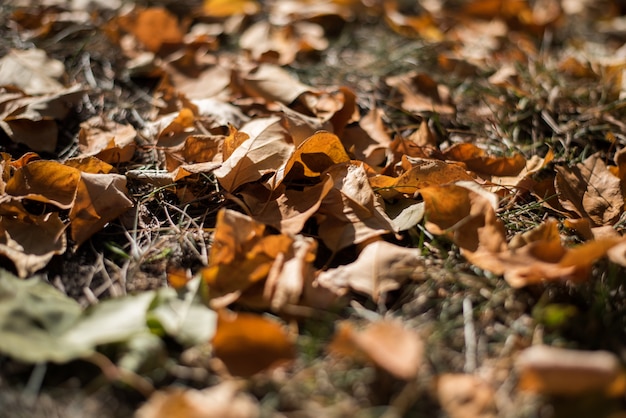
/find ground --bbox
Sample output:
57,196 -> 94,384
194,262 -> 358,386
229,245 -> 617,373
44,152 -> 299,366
1,0 -> 626,417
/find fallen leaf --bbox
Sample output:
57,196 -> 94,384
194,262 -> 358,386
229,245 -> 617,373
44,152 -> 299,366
136,382 -> 259,418
386,71 -> 455,115
117,8 -> 186,53
555,153 -> 623,226
437,374 -> 497,418
316,241 -> 424,301
211,310 -> 295,377
317,162 -> 396,251
328,319 -> 424,380
241,63 -> 313,105
516,345 -> 626,397
443,143 -> 526,177
0,48 -> 65,95
214,116 -> 293,192
78,117 -> 137,163
202,0 -> 260,17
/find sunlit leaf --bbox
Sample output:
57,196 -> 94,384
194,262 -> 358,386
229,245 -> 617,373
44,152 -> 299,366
212,310 -> 295,377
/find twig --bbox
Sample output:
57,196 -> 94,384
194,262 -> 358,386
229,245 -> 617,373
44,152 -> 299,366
463,297 -> 477,373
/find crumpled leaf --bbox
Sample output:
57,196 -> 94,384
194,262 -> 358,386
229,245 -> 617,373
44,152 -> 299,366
78,116 -> 137,163
468,218 -> 622,287
386,71 -> 455,115
516,345 -> 626,397
212,310 -> 295,377
317,162 -> 396,251
240,21 -> 328,65
437,374 -> 497,418
0,201 -> 67,278
420,181 -> 508,262
116,7 -> 186,53
383,0 -> 444,41
316,241 -> 424,301
555,153 -> 623,226
328,319 -> 424,380
443,143 -> 526,177
214,116 -> 293,192
136,382 -> 259,418
201,209 -> 295,308
0,48 -> 65,95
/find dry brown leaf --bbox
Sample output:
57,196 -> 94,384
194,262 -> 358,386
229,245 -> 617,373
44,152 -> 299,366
6,160 -> 82,209
202,0 -> 260,17
0,200 -> 66,277
383,0 -> 444,41
296,86 -> 359,135
469,219 -> 622,287
78,117 -> 136,163
69,172 -> 134,247
370,157 -> 474,200
420,181 -> 508,259
264,234 -> 317,311
117,8 -> 185,53
342,107 -> 393,168
443,143 -> 526,177
0,48 -> 65,95
202,209 -> 305,309
437,374 -> 497,418
516,345 -> 626,397
269,0 -> 358,23
136,382 -> 259,418
317,162 -> 395,251
240,21 -> 328,65
214,116 -> 293,192
212,310 -> 295,377
275,130 -> 350,186
279,104 -> 333,147
385,71 -> 455,115
328,319 -> 424,380
241,63 -> 313,105
239,177 -> 334,235
555,153 -> 623,226
316,241 -> 424,301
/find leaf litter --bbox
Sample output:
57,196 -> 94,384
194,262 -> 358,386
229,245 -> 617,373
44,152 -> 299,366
2,0 -> 626,416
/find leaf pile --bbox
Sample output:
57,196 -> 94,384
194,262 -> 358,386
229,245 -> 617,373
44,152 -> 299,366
3,0 -> 626,416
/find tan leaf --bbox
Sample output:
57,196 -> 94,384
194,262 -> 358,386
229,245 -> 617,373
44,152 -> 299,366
6,160 -> 81,209
201,209 -> 294,307
317,162 -> 395,251
69,172 -> 134,247
342,107 -> 393,168
240,177 -> 334,234
516,345 -> 626,397
0,201 -> 66,277
214,116 -> 293,192
385,71 -> 455,115
136,382 -> 259,418
328,319 -> 424,380
241,64 -> 312,105
383,0 -> 444,41
370,157 -> 474,200
555,153 -> 623,226
296,86 -> 359,135
264,234 -> 317,311
443,143 -> 526,176
419,182 -> 507,259
437,374 -> 497,418
117,8 -> 185,53
78,117 -> 136,163
212,310 -> 295,377
240,21 -> 328,66
316,241 -> 424,301
202,0 -> 260,17
0,49 -> 65,95
276,131 -> 350,186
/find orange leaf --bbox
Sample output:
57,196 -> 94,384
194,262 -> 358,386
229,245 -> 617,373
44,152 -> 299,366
555,153 -> 623,226
385,71 -> 455,115
212,311 -> 295,377
443,143 -> 526,176
118,8 -> 185,53
516,345 -> 626,397
328,320 -> 424,380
